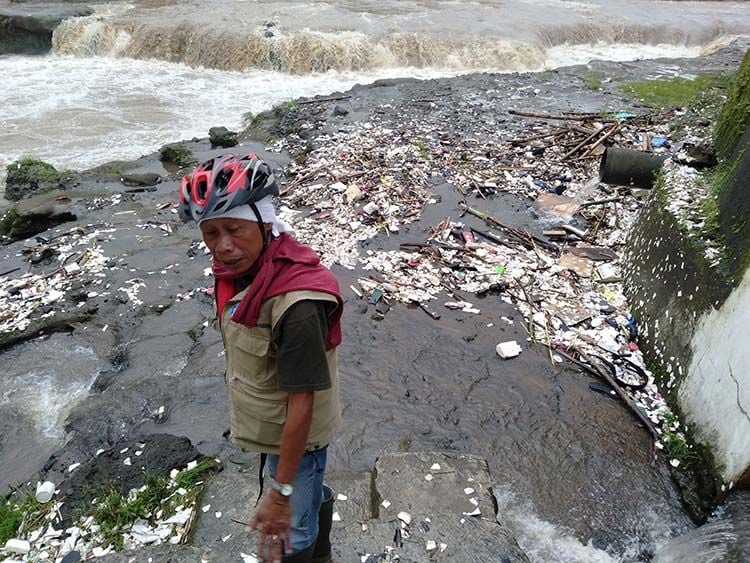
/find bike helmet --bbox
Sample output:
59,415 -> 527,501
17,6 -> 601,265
178,153 -> 279,224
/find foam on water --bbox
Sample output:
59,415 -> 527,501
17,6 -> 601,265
494,486 -> 684,562
0,55 -> 454,175
0,337 -> 105,439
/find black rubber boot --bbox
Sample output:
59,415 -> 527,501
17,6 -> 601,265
282,543 -> 315,563
311,485 -> 334,563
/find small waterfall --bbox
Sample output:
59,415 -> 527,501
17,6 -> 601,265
654,492 -> 750,563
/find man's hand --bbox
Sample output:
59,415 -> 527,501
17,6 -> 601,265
249,490 -> 291,563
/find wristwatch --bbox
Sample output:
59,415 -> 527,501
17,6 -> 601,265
269,477 -> 294,497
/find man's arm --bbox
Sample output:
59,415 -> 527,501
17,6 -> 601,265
249,392 -> 314,561
275,391 -> 315,485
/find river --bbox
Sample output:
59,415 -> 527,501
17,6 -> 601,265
1,1 -> 749,561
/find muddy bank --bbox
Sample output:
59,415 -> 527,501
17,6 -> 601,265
2,40 -> 748,560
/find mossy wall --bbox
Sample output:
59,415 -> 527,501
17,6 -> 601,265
714,49 -> 750,278
715,50 -> 750,161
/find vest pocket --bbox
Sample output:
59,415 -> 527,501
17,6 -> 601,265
227,323 -> 274,388
228,384 -> 287,446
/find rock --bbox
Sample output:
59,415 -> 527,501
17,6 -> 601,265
677,140 -> 718,168
208,126 -> 239,148
333,104 -> 349,117
0,4 -> 93,54
5,158 -> 76,201
120,172 -> 163,187
159,143 -> 197,168
54,434 -> 203,526
0,192 -> 76,242
96,544 -> 206,563
191,455 -> 260,561
60,551 -> 82,563
332,452 -> 530,562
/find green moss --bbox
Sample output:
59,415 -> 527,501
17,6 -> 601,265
621,75 -> 721,109
5,158 -> 75,201
159,144 -> 197,169
704,151 -> 742,235
715,49 -> 750,160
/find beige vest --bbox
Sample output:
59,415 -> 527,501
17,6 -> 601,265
220,289 -> 341,454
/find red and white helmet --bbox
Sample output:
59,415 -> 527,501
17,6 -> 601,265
178,153 -> 279,223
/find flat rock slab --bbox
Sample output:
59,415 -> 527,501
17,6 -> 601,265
332,515 -> 528,563
191,453 -> 261,560
333,453 -> 529,563
97,544 -> 207,563
326,469 -> 373,524
374,452 -> 494,520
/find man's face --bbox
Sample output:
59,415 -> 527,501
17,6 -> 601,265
199,218 -> 268,277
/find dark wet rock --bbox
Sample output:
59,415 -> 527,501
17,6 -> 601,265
677,140 -> 718,168
0,192 -> 77,242
97,544 -> 207,563
208,126 -> 239,148
333,104 -> 349,117
0,308 -> 93,352
5,159 -> 77,201
52,434 -> 203,526
159,143 -> 197,168
120,172 -> 162,187
0,4 -> 92,54
60,551 -> 81,563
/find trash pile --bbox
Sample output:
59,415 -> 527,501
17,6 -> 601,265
0,457 -> 217,562
0,226 -> 113,334
279,125 -> 441,268
278,104 -> 696,463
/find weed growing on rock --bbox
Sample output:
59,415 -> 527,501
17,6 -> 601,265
0,488 -> 46,546
584,71 -> 604,91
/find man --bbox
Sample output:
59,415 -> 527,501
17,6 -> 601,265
178,153 -> 342,563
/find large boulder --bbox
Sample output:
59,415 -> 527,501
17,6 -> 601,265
0,4 -> 93,54
5,158 -> 77,201
46,434 -> 204,526
0,191 -> 76,242
208,126 -> 239,148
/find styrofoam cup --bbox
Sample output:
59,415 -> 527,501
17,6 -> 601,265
35,480 -> 56,504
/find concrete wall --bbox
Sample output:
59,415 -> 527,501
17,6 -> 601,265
681,267 -> 750,485
624,142 -> 750,494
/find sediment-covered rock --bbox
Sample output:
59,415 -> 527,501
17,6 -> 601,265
0,191 -> 76,242
0,3 -> 92,54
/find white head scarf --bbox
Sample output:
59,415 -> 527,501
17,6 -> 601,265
198,195 -> 293,237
